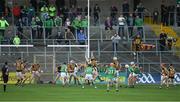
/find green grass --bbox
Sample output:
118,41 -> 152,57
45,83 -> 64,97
0,84 -> 180,101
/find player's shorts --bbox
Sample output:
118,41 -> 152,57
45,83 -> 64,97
169,76 -> 174,79
16,71 -> 23,79
73,72 -> 78,77
32,71 -> 40,77
56,72 -> 61,77
3,75 -> 8,83
61,72 -> 67,78
161,75 -> 168,80
69,72 -> 77,77
85,74 -> 93,80
128,73 -> 133,78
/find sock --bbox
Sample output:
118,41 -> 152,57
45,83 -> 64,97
116,83 -> 119,90
3,85 -> 6,92
107,82 -> 110,90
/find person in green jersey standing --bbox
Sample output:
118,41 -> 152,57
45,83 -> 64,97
126,62 -> 135,88
13,35 -> 21,45
132,65 -> 142,87
82,64 -> 97,89
60,63 -> 68,86
105,63 -> 119,92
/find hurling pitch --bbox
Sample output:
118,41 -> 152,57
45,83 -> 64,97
0,84 -> 180,101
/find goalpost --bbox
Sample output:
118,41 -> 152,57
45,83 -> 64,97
47,0 -> 91,60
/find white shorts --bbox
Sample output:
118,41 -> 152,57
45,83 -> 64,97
128,73 -> 133,78
32,71 -> 40,77
85,74 -> 93,80
61,72 -> 67,78
55,72 -> 61,78
69,72 -> 77,77
16,72 -> 23,79
161,75 -> 168,80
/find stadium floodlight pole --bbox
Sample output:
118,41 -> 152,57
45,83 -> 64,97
87,0 -> 90,58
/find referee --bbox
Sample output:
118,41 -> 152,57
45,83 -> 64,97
2,62 -> 9,92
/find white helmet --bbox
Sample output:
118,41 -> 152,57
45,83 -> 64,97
130,62 -> 135,65
70,60 -> 74,63
125,64 -> 129,68
113,57 -> 117,60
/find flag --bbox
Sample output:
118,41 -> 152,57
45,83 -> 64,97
141,43 -> 156,51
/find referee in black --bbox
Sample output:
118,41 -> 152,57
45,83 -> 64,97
2,62 -> 9,92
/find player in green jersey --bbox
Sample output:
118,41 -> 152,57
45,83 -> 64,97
127,62 -> 135,88
60,63 -> 68,86
105,63 -> 118,92
82,64 -> 97,89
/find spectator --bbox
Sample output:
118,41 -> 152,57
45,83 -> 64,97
69,5 -> 77,21
135,16 -> 143,38
122,0 -> 129,18
69,0 -> 77,7
36,16 -> 43,39
93,4 -> 101,26
4,6 -> 11,18
80,16 -> 88,34
49,4 -> 56,19
118,15 -> 126,39
0,17 -> 9,38
54,16 -> 62,27
27,4 -> 35,25
65,18 -> 71,29
110,5 -> 118,26
105,27 -> 113,40
56,0 -> 65,11
168,3 -> 175,26
61,6 -> 69,23
12,3 -> 21,24
65,28 -> 75,45
77,29 -> 87,45
76,6 -> 83,16
13,35 -> 21,45
127,13 -> 134,37
111,33 -> 121,51
72,16 -> 81,38
0,0 -> 5,17
177,4 -> 180,26
30,0 -> 37,12
135,2 -> 146,18
16,18 -> 23,39
161,0 -> 168,25
44,18 -> 54,39
56,31 -> 64,44
133,34 -> 142,51
39,0 -> 47,10
84,5 -> 92,16
40,5 -> 49,21
31,17 -> 37,40
21,6 -> 28,26
152,8 -> 159,24
159,30 -> 167,51
105,17 -> 113,30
